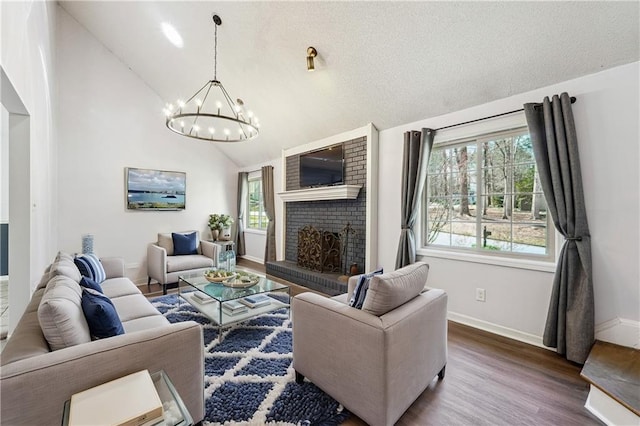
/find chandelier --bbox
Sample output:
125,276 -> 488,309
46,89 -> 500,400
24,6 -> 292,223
164,14 -> 259,142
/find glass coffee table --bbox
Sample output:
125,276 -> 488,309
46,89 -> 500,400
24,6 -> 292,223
179,269 -> 290,341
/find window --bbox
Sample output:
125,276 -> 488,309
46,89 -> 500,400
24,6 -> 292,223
423,127 -> 553,260
247,177 -> 268,230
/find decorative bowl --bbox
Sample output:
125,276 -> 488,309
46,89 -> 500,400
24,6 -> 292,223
204,271 -> 236,283
221,275 -> 260,288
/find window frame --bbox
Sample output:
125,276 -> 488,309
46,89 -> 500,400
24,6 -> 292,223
246,174 -> 268,232
416,113 -> 558,272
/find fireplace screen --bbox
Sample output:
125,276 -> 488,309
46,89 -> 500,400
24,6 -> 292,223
297,225 -> 341,273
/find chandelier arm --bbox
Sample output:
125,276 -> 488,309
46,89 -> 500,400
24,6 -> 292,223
183,81 -> 211,106
217,84 -> 240,120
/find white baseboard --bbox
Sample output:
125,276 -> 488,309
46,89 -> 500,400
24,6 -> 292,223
585,384 -> 639,426
240,255 -> 264,265
596,318 -> 640,349
447,311 -> 548,350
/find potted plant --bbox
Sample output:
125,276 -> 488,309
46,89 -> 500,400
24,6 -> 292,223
208,214 -> 234,241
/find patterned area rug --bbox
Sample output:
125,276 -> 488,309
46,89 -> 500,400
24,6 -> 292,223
150,294 -> 349,426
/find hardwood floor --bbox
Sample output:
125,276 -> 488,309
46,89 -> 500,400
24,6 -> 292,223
148,258 -> 601,425
374,322 -> 601,426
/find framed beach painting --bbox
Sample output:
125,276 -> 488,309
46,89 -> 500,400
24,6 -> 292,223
125,167 -> 186,211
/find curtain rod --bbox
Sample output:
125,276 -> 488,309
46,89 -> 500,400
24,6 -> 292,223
434,96 -> 576,132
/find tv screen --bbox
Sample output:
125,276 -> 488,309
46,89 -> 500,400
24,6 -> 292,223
126,167 -> 186,210
299,144 -> 344,188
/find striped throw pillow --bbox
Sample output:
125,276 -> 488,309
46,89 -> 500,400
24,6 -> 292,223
74,254 -> 106,283
349,268 -> 383,309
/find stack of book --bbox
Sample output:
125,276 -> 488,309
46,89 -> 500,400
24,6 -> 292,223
68,370 -> 163,426
222,300 -> 248,316
240,294 -> 272,309
192,291 -> 215,305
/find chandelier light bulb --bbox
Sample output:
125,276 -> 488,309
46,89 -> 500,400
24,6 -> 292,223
247,111 -> 253,118
224,129 -> 230,135
216,101 -> 222,109
209,127 -> 215,134
195,99 -> 203,107
180,121 -> 185,128
177,100 -> 185,108
193,125 -> 200,132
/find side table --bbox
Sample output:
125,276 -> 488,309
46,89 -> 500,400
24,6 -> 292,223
61,370 -> 193,426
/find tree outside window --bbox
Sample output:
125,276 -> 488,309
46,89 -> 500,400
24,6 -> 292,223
424,128 -> 553,259
247,178 -> 268,230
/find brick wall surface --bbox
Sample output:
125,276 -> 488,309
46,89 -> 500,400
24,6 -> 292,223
284,136 -> 367,274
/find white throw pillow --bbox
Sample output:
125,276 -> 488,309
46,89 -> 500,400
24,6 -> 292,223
361,262 -> 429,316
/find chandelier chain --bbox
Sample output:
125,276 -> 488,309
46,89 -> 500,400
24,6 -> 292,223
213,19 -> 218,80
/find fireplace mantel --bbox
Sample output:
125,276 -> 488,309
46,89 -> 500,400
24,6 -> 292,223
278,185 -> 362,202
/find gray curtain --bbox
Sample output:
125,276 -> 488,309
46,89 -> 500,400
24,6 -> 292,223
524,93 -> 593,364
261,165 -> 276,263
235,172 -> 248,256
395,128 -> 435,269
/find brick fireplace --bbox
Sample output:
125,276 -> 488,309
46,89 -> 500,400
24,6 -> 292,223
266,134 -> 370,295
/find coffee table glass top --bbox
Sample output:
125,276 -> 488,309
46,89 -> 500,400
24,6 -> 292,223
179,270 -> 288,302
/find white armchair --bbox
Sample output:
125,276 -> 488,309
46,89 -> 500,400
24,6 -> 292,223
147,231 -> 218,294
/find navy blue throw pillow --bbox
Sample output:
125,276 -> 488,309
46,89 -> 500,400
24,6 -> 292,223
172,232 -> 198,255
80,276 -> 103,294
349,268 -> 383,309
81,288 -> 124,339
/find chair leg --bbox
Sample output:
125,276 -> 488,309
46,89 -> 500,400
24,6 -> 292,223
295,371 -> 305,384
147,277 -> 151,291
162,284 -> 167,296
438,365 -> 446,380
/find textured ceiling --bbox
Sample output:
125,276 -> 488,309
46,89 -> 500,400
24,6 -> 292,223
59,1 -> 640,167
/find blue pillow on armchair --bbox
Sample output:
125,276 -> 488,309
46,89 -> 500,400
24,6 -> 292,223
172,232 -> 198,255
81,288 -> 124,339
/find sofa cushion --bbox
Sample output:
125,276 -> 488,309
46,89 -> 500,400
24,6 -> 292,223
81,288 -> 125,339
349,268 -> 383,309
172,232 -> 198,255
122,315 -> 170,333
38,275 -> 91,351
166,254 -> 213,273
74,254 -> 106,283
101,277 -> 142,299
110,294 -> 163,322
362,262 -> 429,316
50,257 -> 82,284
35,265 -> 53,290
80,276 -> 103,293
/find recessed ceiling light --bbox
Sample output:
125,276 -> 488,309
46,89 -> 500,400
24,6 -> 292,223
162,22 -> 183,48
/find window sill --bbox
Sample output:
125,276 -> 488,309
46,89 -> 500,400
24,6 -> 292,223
416,247 -> 556,273
244,228 -> 267,236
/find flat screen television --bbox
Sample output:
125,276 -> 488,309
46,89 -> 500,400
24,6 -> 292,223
126,167 -> 186,210
299,144 -> 344,188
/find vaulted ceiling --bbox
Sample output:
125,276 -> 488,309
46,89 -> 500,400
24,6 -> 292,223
59,1 -> 640,167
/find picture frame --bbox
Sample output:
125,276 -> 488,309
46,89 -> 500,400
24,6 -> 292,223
125,167 -> 186,211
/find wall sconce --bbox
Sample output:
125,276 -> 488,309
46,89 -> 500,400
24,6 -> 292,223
307,47 -> 317,72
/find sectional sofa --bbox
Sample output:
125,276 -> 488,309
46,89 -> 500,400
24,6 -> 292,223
0,252 -> 204,424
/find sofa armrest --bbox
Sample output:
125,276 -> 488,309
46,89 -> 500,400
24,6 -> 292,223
100,257 -> 125,279
147,243 -> 167,284
0,321 -> 204,425
200,240 -> 218,262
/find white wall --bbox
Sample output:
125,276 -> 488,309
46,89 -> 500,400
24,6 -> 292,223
1,106 -> 8,223
1,1 -> 58,330
56,8 -> 238,282
240,160 -> 283,264
378,62 -> 640,344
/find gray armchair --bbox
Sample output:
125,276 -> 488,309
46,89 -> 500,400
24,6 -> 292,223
147,231 -> 218,294
292,262 -> 448,426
